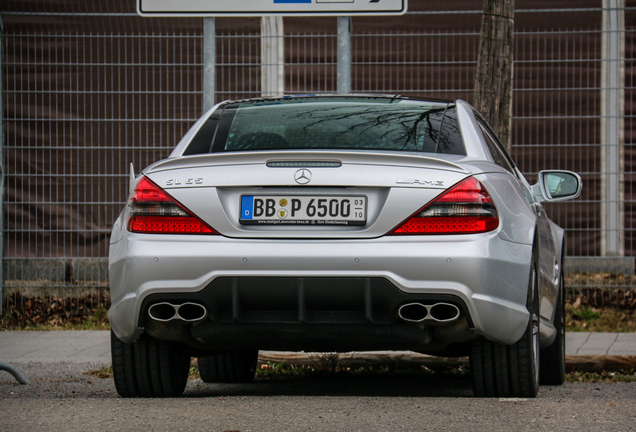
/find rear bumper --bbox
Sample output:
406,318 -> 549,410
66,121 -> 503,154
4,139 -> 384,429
138,277 -> 474,352
108,232 -> 532,347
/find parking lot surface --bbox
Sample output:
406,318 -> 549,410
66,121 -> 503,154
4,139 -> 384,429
0,331 -> 635,431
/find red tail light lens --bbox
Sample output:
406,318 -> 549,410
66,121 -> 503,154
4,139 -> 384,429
389,177 -> 499,235
127,176 -> 217,234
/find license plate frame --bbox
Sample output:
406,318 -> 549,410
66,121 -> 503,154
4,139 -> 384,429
240,195 -> 367,226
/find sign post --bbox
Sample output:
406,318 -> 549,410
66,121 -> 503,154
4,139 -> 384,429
202,18 -> 215,110
337,16 -> 351,94
137,1 -> 408,104
261,16 -> 285,97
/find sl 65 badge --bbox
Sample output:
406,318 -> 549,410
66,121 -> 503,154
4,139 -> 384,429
166,177 -> 203,186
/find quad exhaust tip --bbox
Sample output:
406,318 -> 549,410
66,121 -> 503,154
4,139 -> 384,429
398,302 -> 460,323
148,302 -> 207,323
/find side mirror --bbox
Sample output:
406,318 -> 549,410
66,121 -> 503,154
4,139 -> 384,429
532,170 -> 582,202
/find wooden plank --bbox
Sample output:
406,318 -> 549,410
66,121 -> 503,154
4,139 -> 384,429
255,352 -> 636,373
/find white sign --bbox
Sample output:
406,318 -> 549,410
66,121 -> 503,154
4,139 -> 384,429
137,0 -> 408,16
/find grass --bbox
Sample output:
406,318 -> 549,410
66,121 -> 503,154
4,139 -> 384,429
86,364 -> 636,384
565,370 -> 636,383
566,304 -> 636,332
86,366 -> 115,379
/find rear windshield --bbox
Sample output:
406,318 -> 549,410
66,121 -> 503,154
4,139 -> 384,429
184,97 -> 465,156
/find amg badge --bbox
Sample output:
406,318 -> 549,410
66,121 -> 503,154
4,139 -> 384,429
396,179 -> 445,187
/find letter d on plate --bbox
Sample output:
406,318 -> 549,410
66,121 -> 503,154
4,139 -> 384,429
241,196 -> 253,220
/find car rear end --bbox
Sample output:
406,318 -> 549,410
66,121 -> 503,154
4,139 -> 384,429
109,96 -> 535,357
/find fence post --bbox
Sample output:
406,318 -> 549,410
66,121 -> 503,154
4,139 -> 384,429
337,16 -> 352,94
203,17 -> 216,111
261,16 -> 284,97
601,0 -> 625,257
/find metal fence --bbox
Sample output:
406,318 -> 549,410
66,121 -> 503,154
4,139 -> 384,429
1,0 -> 635,313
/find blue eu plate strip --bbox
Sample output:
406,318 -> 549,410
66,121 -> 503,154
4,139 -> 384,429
241,196 -> 254,220
274,0 -> 312,3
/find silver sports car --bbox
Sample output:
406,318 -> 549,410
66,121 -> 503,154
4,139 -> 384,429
108,95 -> 581,398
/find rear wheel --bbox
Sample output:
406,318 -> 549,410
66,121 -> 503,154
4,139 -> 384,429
198,350 -> 259,383
111,331 -> 190,398
540,272 -> 566,385
471,261 -> 540,398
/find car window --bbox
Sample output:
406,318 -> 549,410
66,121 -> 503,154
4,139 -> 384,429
436,105 -> 464,155
476,118 -> 515,174
182,116 -> 219,155
184,98 -> 466,156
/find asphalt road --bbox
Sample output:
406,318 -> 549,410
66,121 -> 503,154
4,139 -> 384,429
1,361 -> 635,432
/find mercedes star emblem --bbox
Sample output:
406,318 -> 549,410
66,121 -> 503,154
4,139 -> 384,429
294,169 -> 312,185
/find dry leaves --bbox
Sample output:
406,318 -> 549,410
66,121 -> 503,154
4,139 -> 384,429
1,293 -> 110,329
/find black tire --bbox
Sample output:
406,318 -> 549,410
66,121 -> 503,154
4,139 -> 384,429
111,331 -> 190,398
471,260 -> 540,398
198,350 -> 259,383
540,272 -> 566,385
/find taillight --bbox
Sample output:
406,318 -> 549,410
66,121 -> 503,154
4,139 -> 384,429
389,176 -> 499,235
127,176 -> 217,234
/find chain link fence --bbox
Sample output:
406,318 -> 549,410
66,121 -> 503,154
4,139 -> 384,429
1,0 -> 635,316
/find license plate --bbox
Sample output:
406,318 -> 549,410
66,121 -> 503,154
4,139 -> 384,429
240,195 -> 367,226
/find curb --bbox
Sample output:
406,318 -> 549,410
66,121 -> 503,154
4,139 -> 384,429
255,352 -> 636,374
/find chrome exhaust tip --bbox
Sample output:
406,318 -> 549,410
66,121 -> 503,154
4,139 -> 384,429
177,302 -> 207,322
397,302 -> 461,324
148,302 -> 178,322
397,303 -> 429,322
429,303 -> 460,323
148,302 -> 207,323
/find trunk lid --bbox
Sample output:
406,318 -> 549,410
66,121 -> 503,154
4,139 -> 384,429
143,151 -> 471,238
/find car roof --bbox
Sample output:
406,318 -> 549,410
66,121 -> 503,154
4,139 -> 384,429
217,94 -> 455,106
